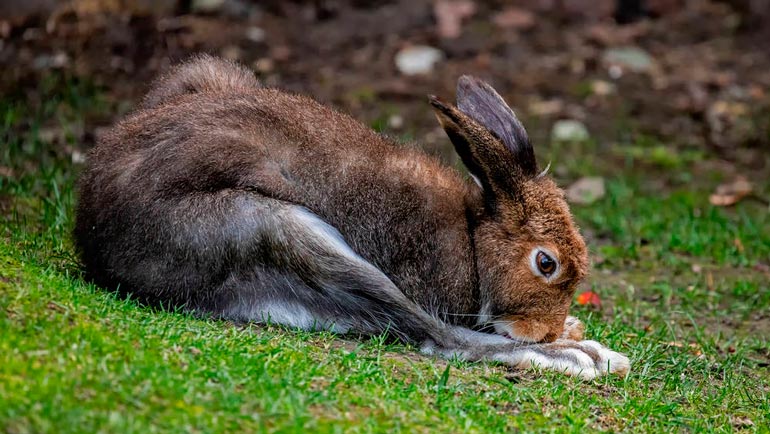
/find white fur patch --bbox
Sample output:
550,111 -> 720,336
291,207 -> 363,264
227,299 -> 354,333
227,300 -> 317,329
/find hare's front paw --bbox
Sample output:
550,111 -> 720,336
506,339 -> 630,380
560,316 -> 585,341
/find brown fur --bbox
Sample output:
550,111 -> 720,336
430,90 -> 588,342
77,55 -> 588,343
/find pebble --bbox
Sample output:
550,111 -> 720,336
602,46 -> 654,74
566,177 -> 606,205
191,0 -> 226,13
551,119 -> 590,142
395,46 -> 444,75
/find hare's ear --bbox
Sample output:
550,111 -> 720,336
429,77 -> 537,197
455,76 -> 537,178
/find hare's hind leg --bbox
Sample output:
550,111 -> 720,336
192,191 -> 450,344
178,191 -> 628,378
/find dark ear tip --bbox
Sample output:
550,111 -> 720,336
457,75 -> 479,86
428,94 -> 449,111
457,75 -> 489,93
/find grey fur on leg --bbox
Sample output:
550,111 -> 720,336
205,195 -> 629,379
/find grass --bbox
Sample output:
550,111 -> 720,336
1,77 -> 769,433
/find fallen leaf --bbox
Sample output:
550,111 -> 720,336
492,7 -> 535,30
575,291 -> 602,307
709,175 -> 752,206
0,166 -> 15,178
528,99 -> 563,116
733,238 -> 744,253
566,177 -> 605,205
665,342 -> 702,356
47,301 -> 67,313
434,0 -> 476,39
731,416 -> 754,428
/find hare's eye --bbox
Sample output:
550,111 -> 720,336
536,251 -> 556,276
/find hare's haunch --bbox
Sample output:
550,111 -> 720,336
75,55 -> 629,379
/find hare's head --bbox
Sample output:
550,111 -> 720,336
431,77 -> 589,343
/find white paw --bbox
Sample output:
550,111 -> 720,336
495,339 -> 630,380
579,340 -> 631,378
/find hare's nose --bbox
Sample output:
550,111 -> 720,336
494,315 -> 554,343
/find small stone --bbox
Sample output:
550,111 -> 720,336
551,119 -> 589,142
245,26 -> 265,43
602,46 -> 654,74
608,65 -> 623,80
191,0 -> 225,13
388,114 -> 404,130
566,177 -> 606,205
71,150 -> 86,164
591,80 -> 615,96
32,52 -> 70,70
253,58 -> 274,73
221,45 -> 243,61
528,99 -> 563,116
395,46 -> 444,76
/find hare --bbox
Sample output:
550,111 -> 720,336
75,55 -> 629,379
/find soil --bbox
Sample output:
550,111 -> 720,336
1,0 -> 769,173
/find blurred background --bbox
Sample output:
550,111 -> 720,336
2,0 -> 769,170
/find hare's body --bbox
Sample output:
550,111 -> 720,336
78,88 -> 479,328
76,55 -> 629,378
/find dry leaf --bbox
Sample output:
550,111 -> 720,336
733,238 -> 745,253
731,416 -> 754,428
434,0 -> 476,39
47,301 -> 66,313
709,176 -> 753,206
0,166 -> 15,178
492,7 -> 535,30
575,291 -> 602,307
528,99 -> 564,116
665,341 -> 702,355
